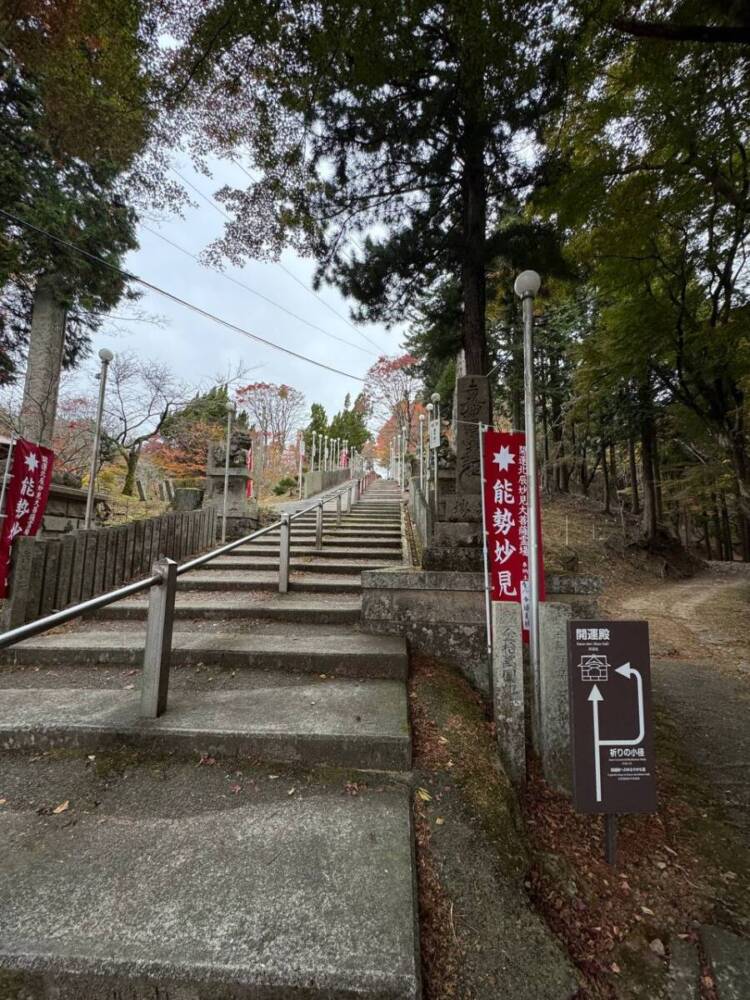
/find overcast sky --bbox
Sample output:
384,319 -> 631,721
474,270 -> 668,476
88,156 -> 406,425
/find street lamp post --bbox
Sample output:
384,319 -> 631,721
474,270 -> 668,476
425,403 -> 434,499
514,268 -> 543,742
401,427 -> 407,491
298,431 -> 304,500
419,413 -> 425,491
431,392 -> 441,502
221,400 -> 236,544
84,348 -> 114,530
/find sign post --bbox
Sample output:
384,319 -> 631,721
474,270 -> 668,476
0,437 -> 55,597
480,428 -> 545,643
568,620 -> 657,865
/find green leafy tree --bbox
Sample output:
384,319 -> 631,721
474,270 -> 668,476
328,393 -> 371,453
0,2 -> 168,443
536,8 -> 750,535
163,0 -> 568,375
304,403 -> 328,458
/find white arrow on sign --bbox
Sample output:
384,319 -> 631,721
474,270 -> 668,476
589,662 -> 646,803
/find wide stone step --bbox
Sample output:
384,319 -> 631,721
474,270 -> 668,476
231,545 -> 402,560
0,776 -> 418,999
204,557 -> 384,575
282,518 -> 401,538
91,593 -> 362,623
0,627 -> 407,679
245,536 -> 402,550
176,571 -> 361,593
0,679 -> 410,769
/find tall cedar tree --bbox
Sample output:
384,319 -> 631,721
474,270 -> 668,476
164,0 -> 567,375
1,2 -> 172,382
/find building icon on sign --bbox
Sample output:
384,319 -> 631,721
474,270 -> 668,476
579,654 -> 609,682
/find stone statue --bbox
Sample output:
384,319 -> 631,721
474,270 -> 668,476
203,428 -> 258,539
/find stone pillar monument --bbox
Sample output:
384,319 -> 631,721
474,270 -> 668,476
204,429 -> 259,541
423,371 -> 491,571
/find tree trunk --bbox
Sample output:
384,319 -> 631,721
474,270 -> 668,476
711,494 -> 724,560
609,441 -> 618,494
638,386 -> 658,542
702,511 -> 712,560
122,448 -> 141,497
560,433 -> 571,492
652,433 -> 664,522
601,441 -> 611,513
628,436 -> 640,514
541,384 -> 552,494
18,275 -> 67,447
459,118 -> 488,375
720,493 -> 734,561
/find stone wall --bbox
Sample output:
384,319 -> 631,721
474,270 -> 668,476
303,469 -> 350,498
2,506 -> 217,629
361,567 -> 601,697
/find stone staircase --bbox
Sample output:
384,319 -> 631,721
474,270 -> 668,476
0,479 -> 420,999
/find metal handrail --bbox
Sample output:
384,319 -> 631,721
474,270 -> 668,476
0,473 -> 367,651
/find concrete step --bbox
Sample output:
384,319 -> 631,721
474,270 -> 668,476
0,627 -> 408,679
0,768 -> 418,999
242,536 -> 402,550
279,527 -> 402,538
91,593 -> 362,624
0,679 -> 411,769
204,557 -> 386,575
176,571 -> 361,593
232,545 -> 402,560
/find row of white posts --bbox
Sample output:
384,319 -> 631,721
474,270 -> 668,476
308,432 -> 359,472
388,392 -> 441,501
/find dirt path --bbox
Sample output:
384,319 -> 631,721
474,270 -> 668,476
609,562 -> 749,669
607,564 -> 750,834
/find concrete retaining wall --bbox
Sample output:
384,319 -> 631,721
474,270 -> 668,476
2,506 -> 217,629
303,469 -> 349,499
361,567 -> 602,697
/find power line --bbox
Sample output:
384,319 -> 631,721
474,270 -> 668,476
175,163 -> 386,353
0,207 -> 365,383
140,222 -> 376,357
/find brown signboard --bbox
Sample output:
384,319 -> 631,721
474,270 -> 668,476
568,620 -> 657,815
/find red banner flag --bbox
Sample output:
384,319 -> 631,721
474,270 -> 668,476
0,438 -> 55,597
481,429 -> 544,640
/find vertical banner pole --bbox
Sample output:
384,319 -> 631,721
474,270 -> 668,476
419,416 -> 424,492
298,434 -> 304,500
221,403 -> 235,545
478,422 -> 492,658
0,433 -> 16,521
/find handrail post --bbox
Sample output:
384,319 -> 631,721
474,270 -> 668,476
315,501 -> 324,550
278,513 -> 290,593
141,557 -> 177,718
336,492 -> 342,526
343,484 -> 350,514
353,478 -> 360,504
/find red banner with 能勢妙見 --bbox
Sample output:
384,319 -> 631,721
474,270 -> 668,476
481,428 -> 544,641
0,437 -> 55,597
